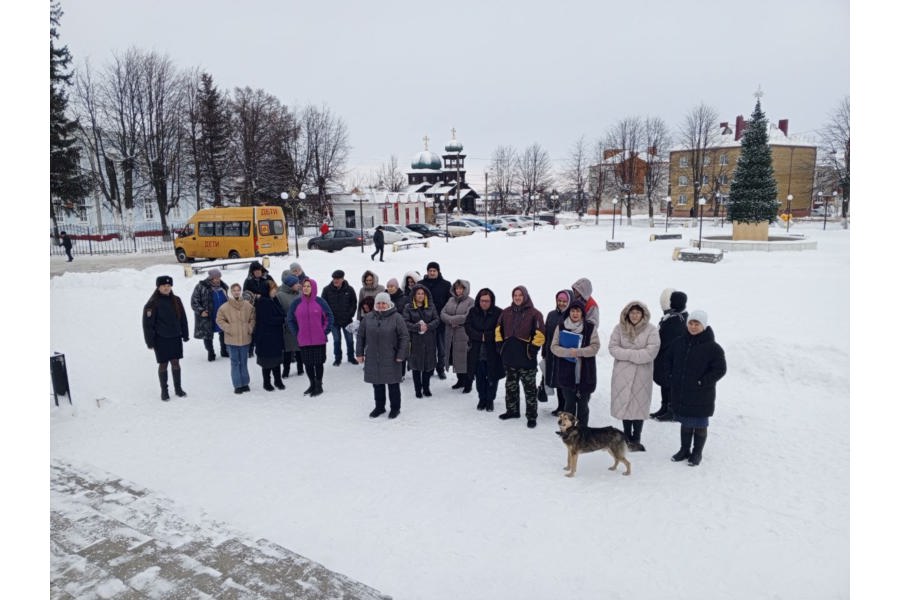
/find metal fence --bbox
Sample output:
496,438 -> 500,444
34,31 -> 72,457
50,222 -> 186,257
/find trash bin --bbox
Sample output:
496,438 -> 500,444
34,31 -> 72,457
50,352 -> 71,406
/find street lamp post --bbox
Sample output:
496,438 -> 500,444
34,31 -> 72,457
611,196 -> 618,240
442,194 -> 450,242
280,190 -> 306,258
715,192 -> 722,227
484,170 -> 490,239
531,192 -> 538,231
819,191 -> 825,230
551,192 -> 559,229
832,190 -> 838,228
698,196 -> 707,250
786,193 -> 794,233
665,196 -> 671,232
357,192 -> 365,253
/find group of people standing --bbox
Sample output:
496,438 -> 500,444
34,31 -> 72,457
142,260 -> 726,466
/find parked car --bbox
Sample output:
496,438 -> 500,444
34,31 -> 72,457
406,223 -> 450,238
366,224 -> 424,243
505,215 -> 544,228
536,213 -> 559,226
459,217 -> 498,232
446,220 -> 485,236
486,217 -> 523,231
811,205 -> 836,217
307,228 -> 369,252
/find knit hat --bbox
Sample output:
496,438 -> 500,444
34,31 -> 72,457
386,278 -> 400,288
208,268 -> 222,279
289,262 -> 302,273
156,275 -> 173,287
284,275 -> 300,287
281,270 -> 293,284
670,291 -> 688,312
331,269 -> 345,279
427,261 -> 440,272
374,291 -> 392,308
687,310 -> 708,329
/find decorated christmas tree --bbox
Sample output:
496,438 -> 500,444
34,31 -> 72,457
727,99 -> 779,225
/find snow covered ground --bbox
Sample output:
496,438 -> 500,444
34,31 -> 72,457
45,219 -> 854,598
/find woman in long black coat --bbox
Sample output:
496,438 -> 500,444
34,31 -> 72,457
253,280 -> 287,391
665,309 -> 726,467
402,284 -> 440,398
465,287 -> 505,411
142,275 -> 190,401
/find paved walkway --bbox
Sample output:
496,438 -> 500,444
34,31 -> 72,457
51,460 -> 391,599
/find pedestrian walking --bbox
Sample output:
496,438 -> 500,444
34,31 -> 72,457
142,275 -> 190,401
667,310 -> 727,466
609,301 -> 660,444
356,292 -> 410,419
371,225 -> 386,262
465,287 -> 505,411
190,268 -> 229,361
216,283 -> 256,394
286,278 -> 334,397
59,231 -> 74,261
495,285 -> 546,428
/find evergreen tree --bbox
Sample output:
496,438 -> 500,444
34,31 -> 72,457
727,99 -> 779,224
198,73 -> 232,206
50,2 -> 90,231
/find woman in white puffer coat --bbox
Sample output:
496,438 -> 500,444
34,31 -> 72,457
609,300 -> 660,445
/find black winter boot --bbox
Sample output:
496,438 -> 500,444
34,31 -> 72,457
295,351 -> 304,375
219,335 -> 229,358
263,368 -> 275,392
672,426 -> 693,462
422,371 -> 433,397
461,374 -> 472,394
158,370 -> 170,401
172,368 -> 186,397
688,427 -> 708,466
204,338 -> 216,361
412,371 -> 423,398
622,420 -> 634,442
309,364 -> 324,396
631,419 -> 644,445
282,352 -> 292,378
273,369 -> 285,390
451,375 -> 465,389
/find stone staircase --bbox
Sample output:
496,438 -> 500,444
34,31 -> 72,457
50,460 -> 391,599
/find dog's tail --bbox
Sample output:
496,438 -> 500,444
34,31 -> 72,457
627,441 -> 646,452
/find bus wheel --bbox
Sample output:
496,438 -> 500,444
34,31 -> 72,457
175,248 -> 188,263
228,250 -> 240,259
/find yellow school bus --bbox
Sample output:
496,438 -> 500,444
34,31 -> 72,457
173,206 -> 289,262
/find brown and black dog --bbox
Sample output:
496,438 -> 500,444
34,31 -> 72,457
556,412 -> 646,477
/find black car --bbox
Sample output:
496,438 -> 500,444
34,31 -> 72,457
307,228 -> 369,251
406,223 -> 449,238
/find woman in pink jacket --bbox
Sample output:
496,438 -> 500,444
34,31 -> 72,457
286,279 -> 334,397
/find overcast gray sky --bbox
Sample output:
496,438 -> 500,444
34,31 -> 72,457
56,0 -> 848,182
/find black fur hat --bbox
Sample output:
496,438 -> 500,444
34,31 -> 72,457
670,291 -> 687,312
156,275 -> 173,287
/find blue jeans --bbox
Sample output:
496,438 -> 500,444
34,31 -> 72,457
228,344 -> 251,388
331,324 -> 354,359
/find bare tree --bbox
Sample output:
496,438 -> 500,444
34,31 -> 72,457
302,104 -> 351,219
605,116 -> 642,224
820,95 -> 850,222
679,102 -> 720,211
642,116 -> 671,226
564,135 -> 589,217
490,145 -> 518,214
134,51 -> 188,236
376,154 -> 405,192
516,143 -> 553,215
588,139 -> 614,225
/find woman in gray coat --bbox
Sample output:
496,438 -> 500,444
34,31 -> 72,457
356,292 -> 410,419
441,279 -> 475,392
609,300 -> 660,444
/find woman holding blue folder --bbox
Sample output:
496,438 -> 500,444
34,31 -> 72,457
549,299 -> 601,426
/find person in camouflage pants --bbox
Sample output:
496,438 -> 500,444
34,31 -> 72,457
495,286 -> 546,428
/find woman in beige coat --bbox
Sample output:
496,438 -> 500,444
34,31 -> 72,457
609,300 -> 660,444
216,283 -> 256,393
441,279 -> 475,392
